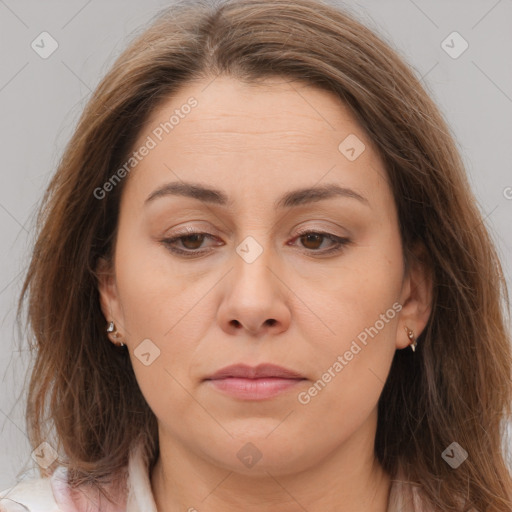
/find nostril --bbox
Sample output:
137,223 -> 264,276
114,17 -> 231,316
229,319 -> 276,330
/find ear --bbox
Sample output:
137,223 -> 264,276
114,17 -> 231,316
396,243 -> 433,350
96,256 -> 125,338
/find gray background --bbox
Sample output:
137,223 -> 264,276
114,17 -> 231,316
1,0 -> 511,491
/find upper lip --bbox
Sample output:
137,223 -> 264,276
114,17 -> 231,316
206,363 -> 305,380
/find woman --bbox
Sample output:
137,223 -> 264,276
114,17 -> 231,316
1,0 -> 511,510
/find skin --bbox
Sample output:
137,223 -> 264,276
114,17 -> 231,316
98,75 -> 432,512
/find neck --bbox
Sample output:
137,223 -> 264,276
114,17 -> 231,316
150,413 -> 391,512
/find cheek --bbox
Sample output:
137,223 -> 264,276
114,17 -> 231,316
113,234 -> 192,392
294,226 -> 403,407
113,228 -> 216,406
299,222 -> 404,343
114,245 -> 205,426
114,227 -> 194,335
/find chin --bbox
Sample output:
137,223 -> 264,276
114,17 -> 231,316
200,431 -> 330,477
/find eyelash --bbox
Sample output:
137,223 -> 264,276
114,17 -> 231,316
161,230 -> 351,258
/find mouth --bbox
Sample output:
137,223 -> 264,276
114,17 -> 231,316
204,363 -> 307,400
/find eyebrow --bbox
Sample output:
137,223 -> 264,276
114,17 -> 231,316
145,181 -> 370,209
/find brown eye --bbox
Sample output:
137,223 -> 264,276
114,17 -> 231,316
300,233 -> 324,250
292,231 -> 351,256
180,234 -> 206,250
162,232 -> 219,256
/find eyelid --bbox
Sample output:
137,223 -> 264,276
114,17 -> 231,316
294,224 -> 346,237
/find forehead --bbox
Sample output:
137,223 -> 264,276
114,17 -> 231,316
141,76 -> 363,149
124,76 -> 390,210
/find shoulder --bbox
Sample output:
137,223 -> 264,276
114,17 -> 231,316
0,466 -> 126,512
0,474 -> 60,512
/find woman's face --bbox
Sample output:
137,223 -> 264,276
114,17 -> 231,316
99,76 -> 430,475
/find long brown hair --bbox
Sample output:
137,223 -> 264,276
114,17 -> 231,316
18,0 -> 511,509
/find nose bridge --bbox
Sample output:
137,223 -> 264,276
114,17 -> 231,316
226,201 -> 288,290
230,201 -> 276,265
233,233 -> 276,292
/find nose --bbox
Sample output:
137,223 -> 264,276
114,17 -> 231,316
217,248 -> 291,337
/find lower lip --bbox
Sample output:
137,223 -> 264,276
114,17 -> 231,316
206,377 -> 305,400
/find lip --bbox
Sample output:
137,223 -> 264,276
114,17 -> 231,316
204,364 -> 306,400
207,363 -> 305,380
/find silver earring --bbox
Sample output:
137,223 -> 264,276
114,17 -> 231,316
404,326 -> 417,352
107,321 -> 125,347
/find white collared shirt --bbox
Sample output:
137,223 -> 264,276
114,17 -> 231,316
0,442 -> 156,512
